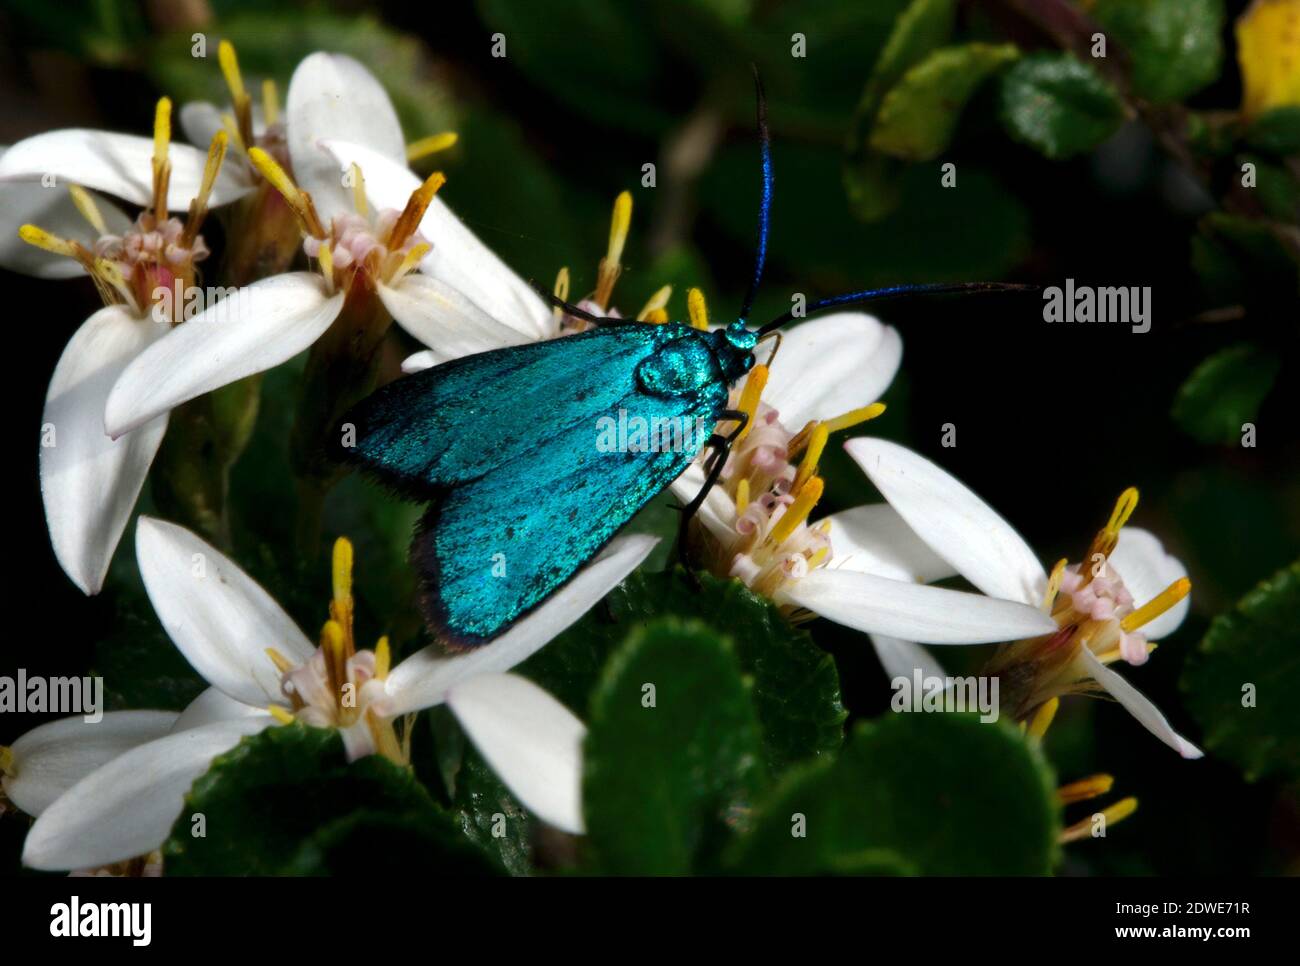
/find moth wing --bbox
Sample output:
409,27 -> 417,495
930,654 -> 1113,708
413,382 -> 728,645
343,323 -> 688,494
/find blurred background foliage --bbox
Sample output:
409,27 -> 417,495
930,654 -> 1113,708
1,0 -> 1297,875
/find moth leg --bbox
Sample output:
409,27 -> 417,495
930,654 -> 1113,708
676,408 -> 749,582
527,279 -> 634,327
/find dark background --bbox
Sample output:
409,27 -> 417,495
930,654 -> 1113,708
1,0 -> 1297,875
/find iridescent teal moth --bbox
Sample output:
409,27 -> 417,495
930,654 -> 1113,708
341,74 -> 1026,646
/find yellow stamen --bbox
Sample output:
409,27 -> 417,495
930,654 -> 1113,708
266,705 -> 296,725
317,240 -> 334,287
221,113 -> 247,154
218,40 -> 248,107
1106,487 -> 1139,535
182,131 -> 229,245
1026,697 -> 1059,740
554,266 -> 570,303
350,163 -> 367,217
152,96 -> 172,175
261,78 -> 279,127
820,402 -> 887,435
1120,577 -> 1191,633
735,477 -> 751,513
392,242 -> 431,281
594,191 -> 632,308
332,537 -> 354,611
767,477 -> 824,548
636,284 -> 672,322
1061,797 -> 1138,843
374,636 -> 391,679
406,131 -> 459,162
248,147 -> 324,237
388,171 -> 446,249
687,287 -> 710,331
0,745 -> 13,775
1057,774 -> 1114,805
18,224 -> 78,258
92,258 -> 133,305
733,363 -> 768,443
807,545 -> 830,568
264,647 -> 296,675
792,424 -> 829,495
321,620 -> 348,691
67,185 -> 107,235
1043,558 -> 1068,612
644,308 -> 668,324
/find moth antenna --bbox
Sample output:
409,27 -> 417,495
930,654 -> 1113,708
739,65 -> 772,324
527,278 -> 631,327
756,282 -> 1039,335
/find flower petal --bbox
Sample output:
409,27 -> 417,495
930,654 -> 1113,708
668,462 -> 736,542
136,517 -> 314,707
22,717 -> 272,871
0,129 -> 251,209
1077,647 -> 1203,758
2,711 -> 178,817
1107,527 -> 1190,640
779,568 -> 1058,644
317,139 -> 553,344
171,686 -> 268,732
178,101 -> 225,152
41,306 -> 168,594
401,349 -> 437,373
286,53 -> 406,223
378,274 -> 538,360
845,437 -> 1047,606
871,635 -> 946,682
755,313 -> 901,428
0,158 -> 131,278
383,534 -> 658,715
105,272 -> 342,437
822,503 -> 959,582
447,673 -> 586,834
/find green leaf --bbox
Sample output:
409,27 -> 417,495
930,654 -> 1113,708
1241,155 -> 1300,223
856,0 -> 959,125
522,569 -> 846,772
726,714 -> 1061,875
999,53 -> 1126,159
1092,0 -> 1225,104
582,618 -> 764,874
1245,106 -> 1300,156
1171,343 -> 1281,445
163,724 -> 499,875
870,43 -> 1020,161
1182,561 -> 1300,781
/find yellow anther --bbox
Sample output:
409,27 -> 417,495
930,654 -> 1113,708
820,402 -> 887,435
218,40 -> 248,106
1121,577 -> 1191,633
1057,774 -> 1114,805
220,113 -> 246,154
374,636 -> 391,679
792,424 -> 829,495
1043,558 -> 1068,613
248,147 -> 324,237
1060,796 -> 1139,844
332,537 -> 354,611
0,745 -> 13,775
389,171 -> 446,250
18,224 -> 77,257
406,131 -> 459,162
687,287 -> 710,331
636,284 -> 672,322
734,364 -> 769,443
67,185 -> 107,235
807,545 -> 830,568
594,191 -> 632,308
183,131 -> 229,246
350,163 -> 367,218
644,308 -> 669,324
264,647 -> 296,675
767,477 -> 824,548
266,705 -> 296,725
554,266 -> 570,303
1026,697 -> 1059,740
816,519 -> 832,536
392,242 -> 431,282
735,477 -> 751,513
1106,487 -> 1140,535
152,97 -> 172,174
261,78 -> 279,127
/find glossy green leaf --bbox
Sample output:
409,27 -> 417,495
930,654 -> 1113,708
1245,106 -> 1300,156
582,618 -> 763,874
1171,343 -> 1281,445
999,53 -> 1126,160
726,714 -> 1061,875
1182,561 -> 1300,781
1092,0 -> 1225,104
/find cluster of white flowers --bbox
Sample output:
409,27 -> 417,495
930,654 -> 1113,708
0,48 -> 1198,874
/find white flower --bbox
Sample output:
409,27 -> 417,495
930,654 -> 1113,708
17,517 -> 652,871
669,313 -> 1059,647
844,437 -> 1201,758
